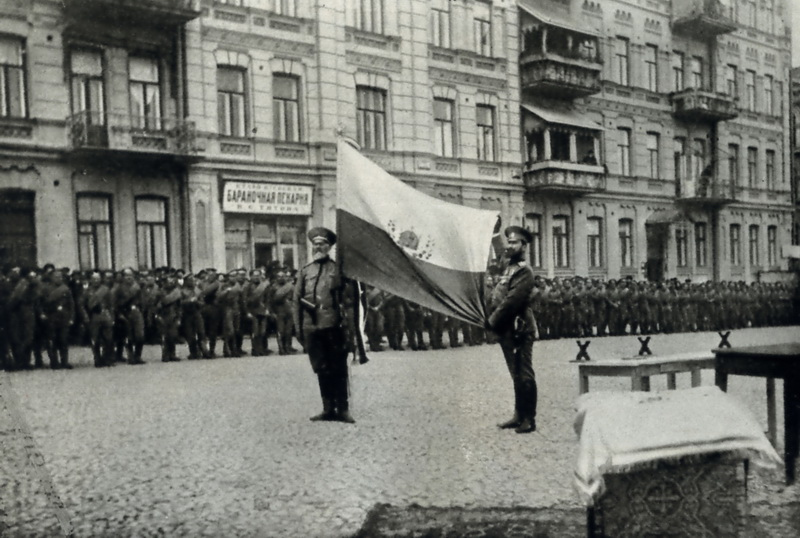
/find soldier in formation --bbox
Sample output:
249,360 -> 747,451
1,262 -> 796,372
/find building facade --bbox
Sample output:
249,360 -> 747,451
0,0 -> 794,282
519,0 -> 794,282
0,0 -> 523,272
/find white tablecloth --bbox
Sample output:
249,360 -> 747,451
573,385 -> 781,505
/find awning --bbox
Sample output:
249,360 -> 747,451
519,0 -> 599,37
521,103 -> 603,131
646,209 -> 693,224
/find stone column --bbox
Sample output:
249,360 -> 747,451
543,129 -> 552,160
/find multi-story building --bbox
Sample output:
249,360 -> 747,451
0,0 -> 522,272
0,0 -> 793,283
792,66 -> 800,247
519,0 -> 793,282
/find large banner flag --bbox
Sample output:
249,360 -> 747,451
336,139 -> 500,326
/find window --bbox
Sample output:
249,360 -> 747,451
728,144 -> 739,185
473,2 -> 492,56
692,138 -> 706,180
619,218 -> 634,268
695,223 -> 707,268
690,56 -> 703,89
775,80 -> 783,116
136,197 -> 169,270
617,127 -> 631,176
746,0 -> 756,27
766,150 -> 775,190
272,0 -> 296,16
77,194 -> 113,270
726,64 -> 738,98
433,98 -> 455,158
671,51 -> 684,92
356,86 -> 387,150
217,66 -> 246,137
644,45 -> 658,92
747,147 -> 757,187
430,7 -> 451,48
129,56 -> 161,130
476,104 -> 495,161
730,224 -> 741,266
764,0 -> 775,33
70,49 -> 105,124
646,132 -> 660,179
745,70 -> 755,111
552,215 -> 570,268
749,225 -> 760,266
676,227 -> 689,268
354,0 -> 383,34
0,36 -> 27,118
526,213 -> 542,268
767,225 -> 777,266
587,217 -> 603,268
764,75 -> 773,115
273,74 -> 300,142
674,137 -> 686,184
615,37 -> 629,86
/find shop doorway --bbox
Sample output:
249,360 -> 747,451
0,190 -> 36,268
224,215 -> 306,272
645,224 -> 667,281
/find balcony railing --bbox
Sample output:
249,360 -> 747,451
63,0 -> 201,26
671,88 -> 738,122
67,111 -> 199,158
676,178 -> 737,206
520,51 -> 602,99
523,160 -> 605,194
672,0 -> 737,38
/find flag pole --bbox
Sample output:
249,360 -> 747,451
336,136 -> 369,365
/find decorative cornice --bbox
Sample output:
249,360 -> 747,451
429,67 -> 507,91
345,51 -> 403,74
201,26 -> 315,57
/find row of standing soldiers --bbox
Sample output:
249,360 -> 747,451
0,265 -> 299,371
518,276 -> 797,339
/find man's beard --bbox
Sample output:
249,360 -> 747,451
312,251 -> 328,261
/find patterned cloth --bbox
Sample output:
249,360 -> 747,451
573,385 -> 782,505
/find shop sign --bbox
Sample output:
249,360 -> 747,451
223,181 -> 313,215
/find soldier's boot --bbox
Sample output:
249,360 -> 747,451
187,340 -> 199,359
59,346 -> 72,370
276,335 -> 286,355
310,375 -> 336,421
199,339 -> 211,359
333,374 -> 355,424
114,343 -> 126,363
498,381 -> 522,429
167,341 -> 180,361
48,345 -> 60,370
208,338 -> 217,358
515,380 -> 538,434
33,346 -> 44,368
129,343 -> 144,365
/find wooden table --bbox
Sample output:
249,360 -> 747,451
714,343 -> 800,484
576,352 -> 716,394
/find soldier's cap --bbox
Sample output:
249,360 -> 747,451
308,226 -> 337,245
205,267 -> 217,273
197,270 -> 207,278
504,226 -> 532,244
122,267 -> 135,276
42,263 -> 55,274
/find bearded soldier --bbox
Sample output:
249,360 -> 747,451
487,226 -> 537,435
293,227 -> 355,424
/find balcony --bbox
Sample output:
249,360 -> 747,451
63,0 -> 201,27
520,52 -> 602,99
67,112 -> 200,161
672,0 -> 737,38
676,178 -> 737,207
523,161 -> 605,195
671,88 -> 738,122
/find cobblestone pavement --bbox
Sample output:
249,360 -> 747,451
1,327 -> 798,537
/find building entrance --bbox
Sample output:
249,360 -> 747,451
645,224 -> 667,281
0,190 -> 36,268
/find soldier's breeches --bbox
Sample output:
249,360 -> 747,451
499,333 -> 535,385
306,327 -> 348,376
